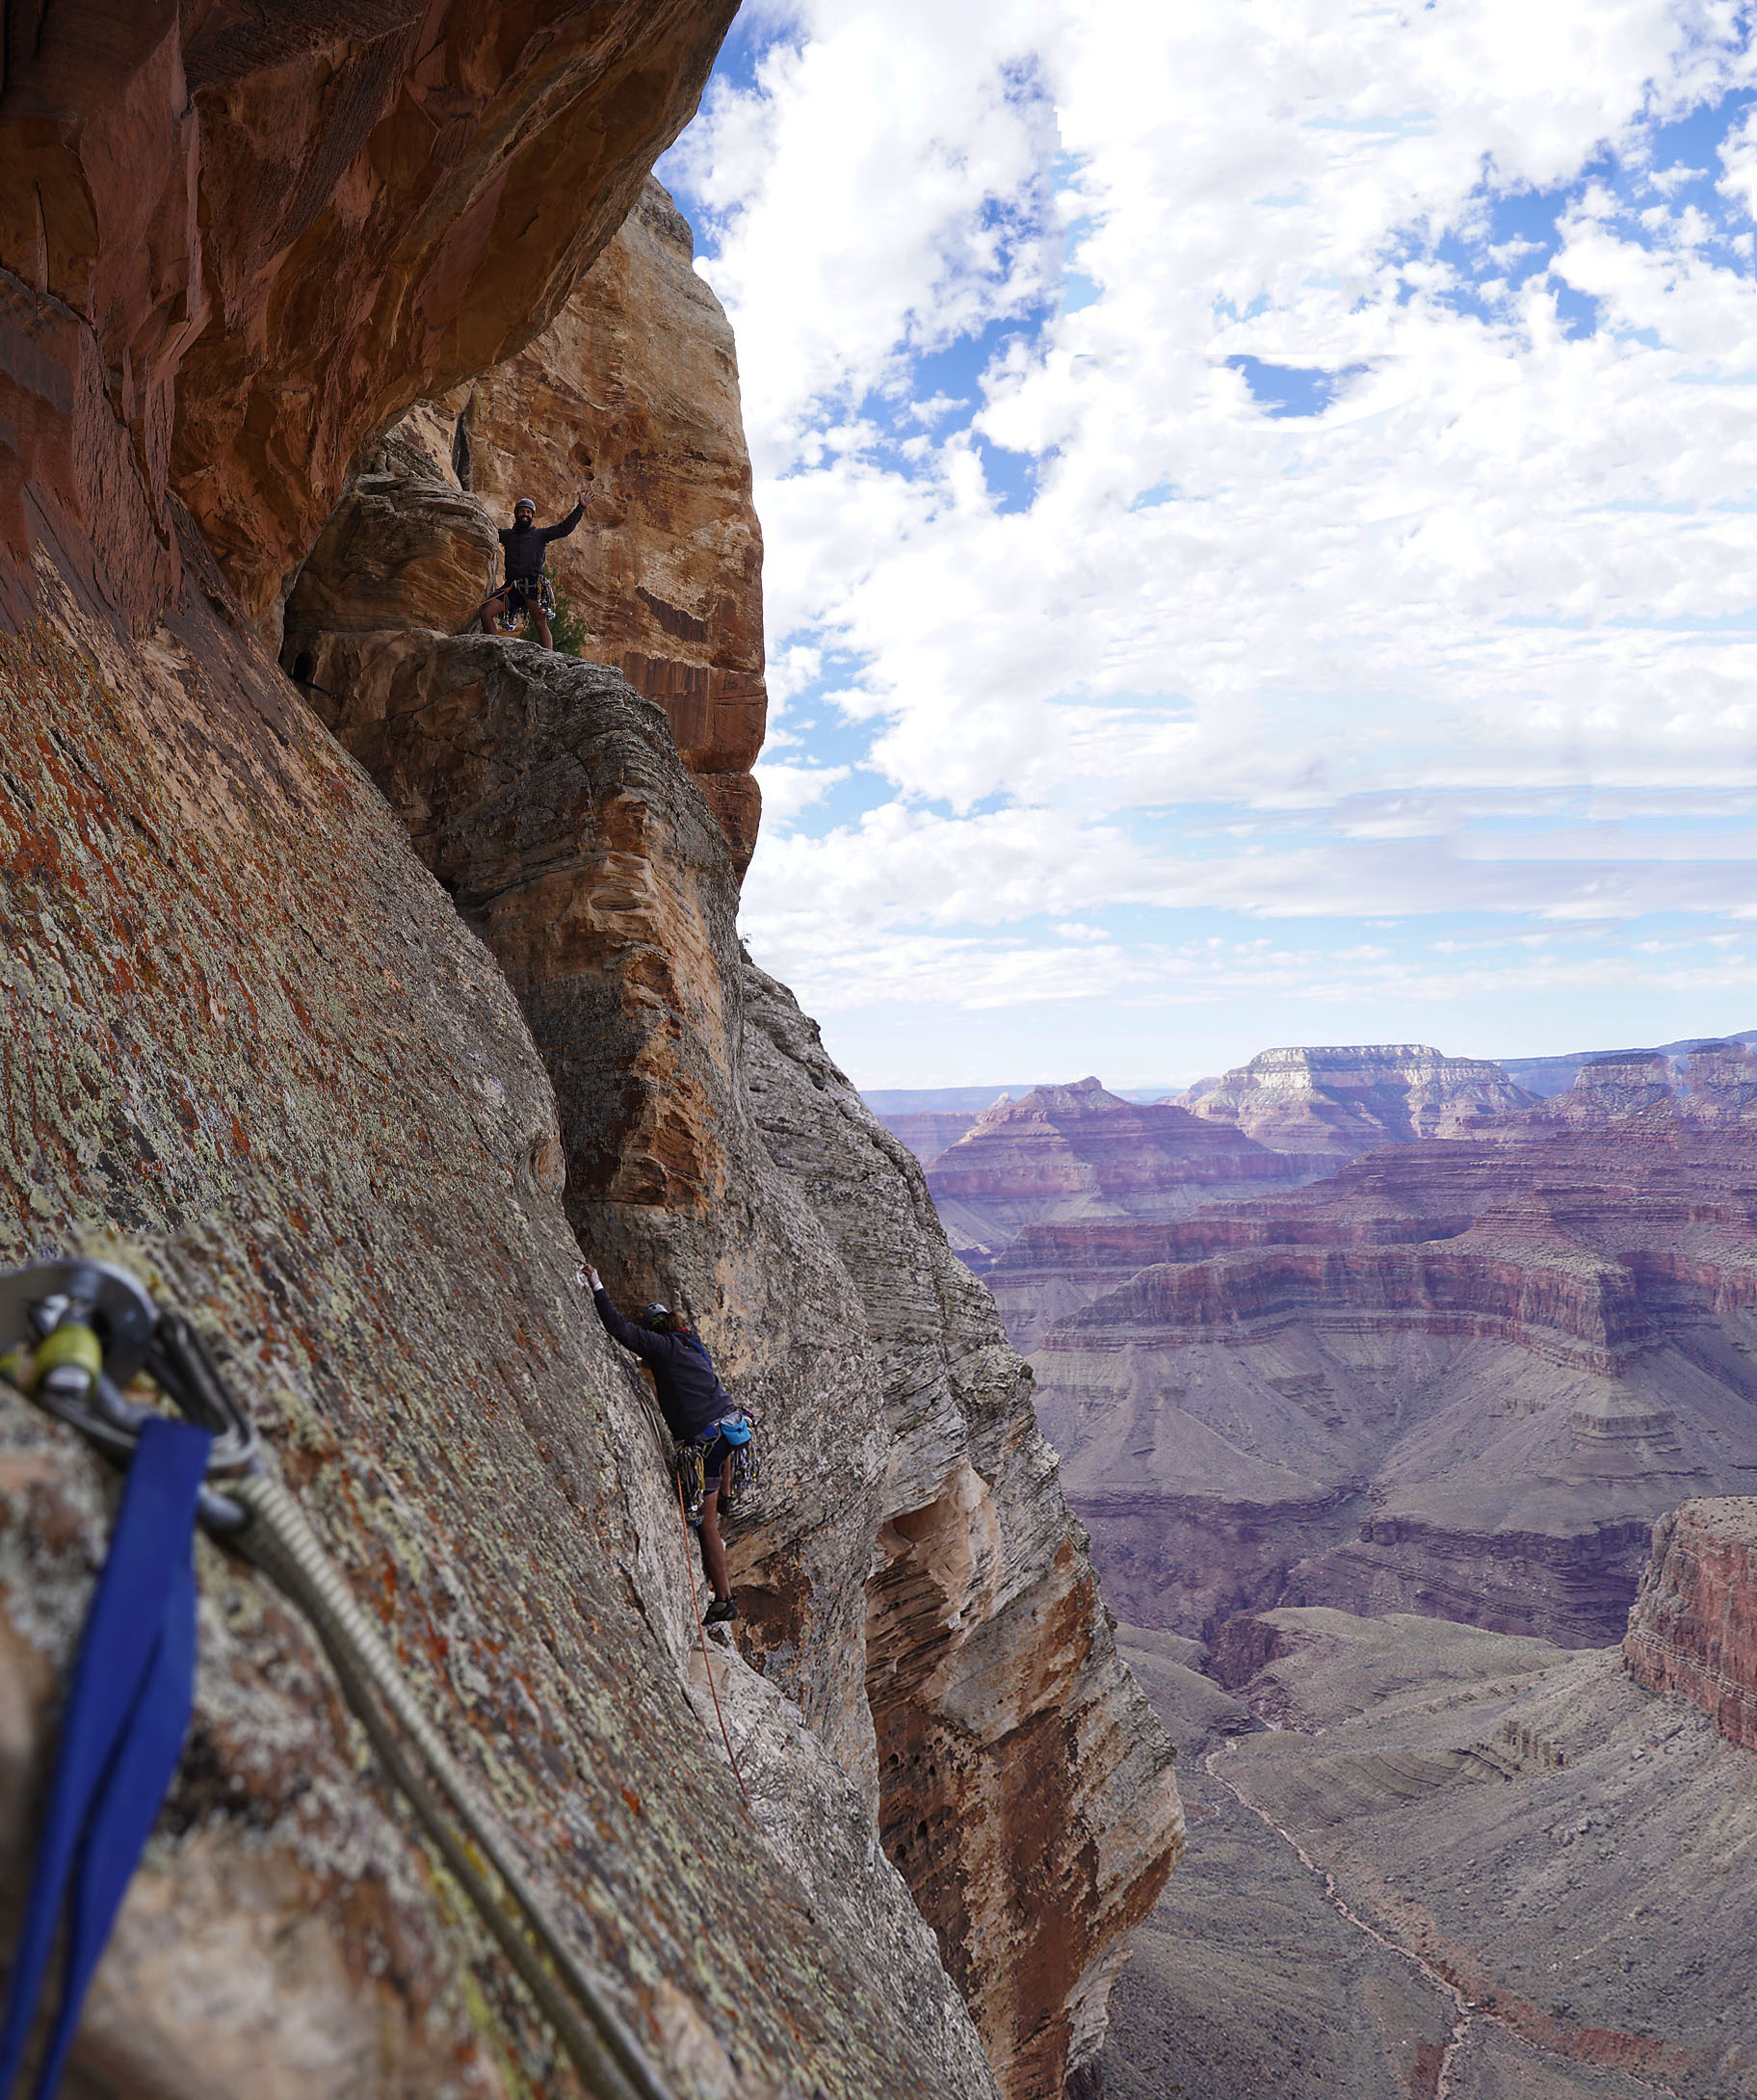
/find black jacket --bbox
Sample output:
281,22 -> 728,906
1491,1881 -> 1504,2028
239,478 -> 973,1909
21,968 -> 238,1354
592,1290 -> 729,1440
498,502 -> 584,584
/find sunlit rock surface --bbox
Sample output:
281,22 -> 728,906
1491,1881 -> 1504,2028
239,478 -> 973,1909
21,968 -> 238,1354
1179,1044 -> 1537,1158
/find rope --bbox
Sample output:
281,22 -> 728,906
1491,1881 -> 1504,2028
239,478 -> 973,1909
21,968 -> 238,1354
673,1471 -> 753,1814
227,1473 -> 678,2100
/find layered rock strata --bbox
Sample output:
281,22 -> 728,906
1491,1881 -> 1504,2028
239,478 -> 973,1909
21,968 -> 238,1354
293,620 -> 1183,2099
0,11 -> 1180,2096
1180,1044 -> 1537,1156
1464,1040 -> 1757,1135
1032,1125 -> 1757,1645
1623,1497 -> 1757,1752
927,1078 -> 1315,1281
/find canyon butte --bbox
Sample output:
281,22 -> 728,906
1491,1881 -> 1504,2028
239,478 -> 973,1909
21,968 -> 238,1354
911,1048 -> 1757,2092
0,11 -> 1180,2100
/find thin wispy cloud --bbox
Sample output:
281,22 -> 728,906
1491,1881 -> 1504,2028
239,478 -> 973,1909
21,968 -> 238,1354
662,1 -> 1757,1085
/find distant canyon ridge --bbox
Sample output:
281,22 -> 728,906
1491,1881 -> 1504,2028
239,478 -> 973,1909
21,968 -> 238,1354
869,1034 -> 1757,1652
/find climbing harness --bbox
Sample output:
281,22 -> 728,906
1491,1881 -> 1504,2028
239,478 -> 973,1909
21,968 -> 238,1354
0,1258 -> 679,2100
497,575 -> 557,631
459,576 -> 554,638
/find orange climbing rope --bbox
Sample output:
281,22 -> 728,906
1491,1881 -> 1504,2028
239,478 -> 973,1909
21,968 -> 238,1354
674,1471 -> 753,1814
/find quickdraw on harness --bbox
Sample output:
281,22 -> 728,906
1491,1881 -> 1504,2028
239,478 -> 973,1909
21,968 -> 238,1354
0,1258 -> 678,2100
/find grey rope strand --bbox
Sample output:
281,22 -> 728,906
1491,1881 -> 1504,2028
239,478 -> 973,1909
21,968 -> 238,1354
227,1474 -> 678,2100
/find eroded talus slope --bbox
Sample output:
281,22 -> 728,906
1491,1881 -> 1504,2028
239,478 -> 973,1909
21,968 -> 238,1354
1171,1607 -> 1757,2097
1032,1124 -> 1757,1645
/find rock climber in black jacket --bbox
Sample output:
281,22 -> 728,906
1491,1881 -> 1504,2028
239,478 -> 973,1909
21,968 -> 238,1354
482,490 -> 590,648
586,1266 -> 741,1624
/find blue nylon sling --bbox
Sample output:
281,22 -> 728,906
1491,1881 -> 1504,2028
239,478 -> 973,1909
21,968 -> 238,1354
0,1414 -> 212,2099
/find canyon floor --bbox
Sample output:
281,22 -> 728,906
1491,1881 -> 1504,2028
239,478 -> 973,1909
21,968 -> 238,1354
1106,1615 -> 1757,2100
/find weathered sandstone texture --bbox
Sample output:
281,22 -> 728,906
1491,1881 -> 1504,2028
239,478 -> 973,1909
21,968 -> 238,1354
0,11 -> 1180,2097
291,618 -> 1183,2098
454,180 -> 767,872
1138,1608 -> 1757,2099
1032,1125 -> 1757,1646
286,178 -> 767,874
0,584 -> 1001,2100
1623,1497 -> 1757,1752
1180,1044 -> 1537,1157
927,1077 -> 1314,1285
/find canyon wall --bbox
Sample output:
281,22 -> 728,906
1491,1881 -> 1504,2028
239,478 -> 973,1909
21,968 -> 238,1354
1179,1044 -> 1537,1156
0,9 -> 1179,2097
1624,1497 -> 1757,1752
927,1078 -> 1318,1282
1031,1124 -> 1757,1646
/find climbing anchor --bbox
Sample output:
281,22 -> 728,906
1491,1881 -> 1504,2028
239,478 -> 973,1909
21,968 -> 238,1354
0,1257 -> 677,2100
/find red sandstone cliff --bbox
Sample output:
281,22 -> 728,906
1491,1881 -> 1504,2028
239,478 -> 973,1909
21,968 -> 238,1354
0,10 -> 1179,2095
294,178 -> 770,873
1624,1497 -> 1757,1750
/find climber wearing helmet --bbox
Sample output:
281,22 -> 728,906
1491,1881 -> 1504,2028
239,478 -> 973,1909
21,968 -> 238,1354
482,487 -> 591,648
584,1266 -> 746,1626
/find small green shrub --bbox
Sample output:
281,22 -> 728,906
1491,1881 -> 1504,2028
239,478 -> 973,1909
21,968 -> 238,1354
549,591 -> 593,658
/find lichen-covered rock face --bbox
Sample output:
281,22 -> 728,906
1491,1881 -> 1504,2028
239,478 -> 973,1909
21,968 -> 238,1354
294,623 -> 1183,2099
1624,1497 -> 1757,1749
0,577 -> 1010,2099
0,1 -> 738,636
2,13 -> 1182,2090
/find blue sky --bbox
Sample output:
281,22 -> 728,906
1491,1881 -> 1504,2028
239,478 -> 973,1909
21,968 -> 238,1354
662,0 -> 1757,1089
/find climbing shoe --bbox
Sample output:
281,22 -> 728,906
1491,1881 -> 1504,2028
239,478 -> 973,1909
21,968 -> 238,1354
703,1596 -> 738,1627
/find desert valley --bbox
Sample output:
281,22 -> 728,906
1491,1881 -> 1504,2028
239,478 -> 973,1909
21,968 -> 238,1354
874,1042 -> 1757,2093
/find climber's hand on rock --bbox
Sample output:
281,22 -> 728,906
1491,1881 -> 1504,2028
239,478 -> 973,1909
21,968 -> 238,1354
584,1265 -> 604,1292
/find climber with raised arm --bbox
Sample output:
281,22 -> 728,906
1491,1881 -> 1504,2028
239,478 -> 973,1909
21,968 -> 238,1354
584,1266 -> 747,1625
481,489 -> 590,648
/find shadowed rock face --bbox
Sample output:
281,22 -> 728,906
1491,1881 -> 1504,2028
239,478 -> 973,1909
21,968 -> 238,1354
1033,1125 -> 1757,1646
1624,1497 -> 1757,1750
298,630 -> 1184,2100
